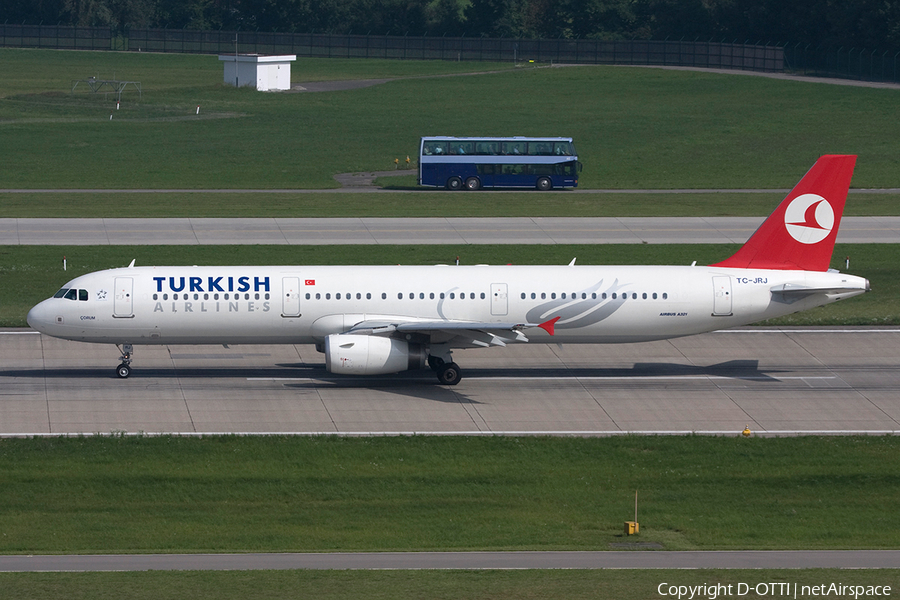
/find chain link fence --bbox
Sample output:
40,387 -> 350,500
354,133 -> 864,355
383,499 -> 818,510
3,23 -> 899,83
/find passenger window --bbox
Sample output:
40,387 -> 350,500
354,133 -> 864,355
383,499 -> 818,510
553,142 -> 572,156
423,141 -> 448,155
502,141 -> 526,155
305,293 -> 310,300
475,142 -> 499,155
382,293 -> 387,299
79,289 -> 88,301
451,141 -> 474,155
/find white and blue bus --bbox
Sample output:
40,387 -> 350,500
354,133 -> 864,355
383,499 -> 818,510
418,136 -> 581,191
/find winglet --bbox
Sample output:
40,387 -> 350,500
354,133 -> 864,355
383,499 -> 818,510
538,316 -> 561,336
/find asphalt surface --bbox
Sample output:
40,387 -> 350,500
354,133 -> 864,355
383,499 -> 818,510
4,328 -> 899,436
3,550 -> 900,571
3,216 -> 900,245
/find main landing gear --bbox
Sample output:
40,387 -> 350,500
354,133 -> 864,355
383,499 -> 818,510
428,354 -> 462,386
116,343 -> 134,378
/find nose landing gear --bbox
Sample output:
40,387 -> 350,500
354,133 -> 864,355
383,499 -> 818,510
116,344 -> 134,378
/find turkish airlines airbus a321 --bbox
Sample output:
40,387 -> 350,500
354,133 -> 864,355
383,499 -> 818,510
28,155 -> 869,385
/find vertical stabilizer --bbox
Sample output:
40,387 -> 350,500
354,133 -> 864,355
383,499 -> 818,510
712,155 -> 856,271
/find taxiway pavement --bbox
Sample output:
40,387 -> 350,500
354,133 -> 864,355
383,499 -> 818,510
3,327 -> 899,436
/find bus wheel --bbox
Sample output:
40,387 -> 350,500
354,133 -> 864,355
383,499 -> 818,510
465,177 -> 481,191
536,177 -> 552,191
446,177 -> 463,190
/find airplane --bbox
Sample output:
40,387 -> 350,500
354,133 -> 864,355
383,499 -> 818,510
27,155 -> 869,385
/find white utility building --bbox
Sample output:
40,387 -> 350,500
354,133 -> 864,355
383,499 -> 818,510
218,54 -> 297,91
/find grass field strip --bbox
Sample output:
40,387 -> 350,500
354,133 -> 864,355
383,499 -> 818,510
2,430 -> 898,438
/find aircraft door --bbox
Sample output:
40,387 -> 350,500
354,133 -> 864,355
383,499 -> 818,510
113,277 -> 134,318
712,276 -> 733,316
282,277 -> 301,317
491,283 -> 508,316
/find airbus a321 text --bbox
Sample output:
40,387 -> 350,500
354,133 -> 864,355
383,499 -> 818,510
28,155 -> 869,385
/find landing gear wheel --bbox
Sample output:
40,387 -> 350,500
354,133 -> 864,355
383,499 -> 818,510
536,177 -> 552,191
465,177 -> 481,191
116,363 -> 131,378
436,362 -> 462,385
446,176 -> 463,191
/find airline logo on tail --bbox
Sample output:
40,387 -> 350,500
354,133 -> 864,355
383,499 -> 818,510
785,194 -> 834,245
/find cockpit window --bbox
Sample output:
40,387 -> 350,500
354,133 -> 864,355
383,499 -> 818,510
63,289 -> 78,300
54,288 -> 68,298
79,289 -> 88,301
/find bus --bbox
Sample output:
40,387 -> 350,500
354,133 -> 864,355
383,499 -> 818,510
418,136 -> 581,191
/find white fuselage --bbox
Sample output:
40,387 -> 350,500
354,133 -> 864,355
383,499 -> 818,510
27,264 -> 868,347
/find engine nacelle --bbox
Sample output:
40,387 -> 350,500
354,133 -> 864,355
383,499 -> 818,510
324,334 -> 427,376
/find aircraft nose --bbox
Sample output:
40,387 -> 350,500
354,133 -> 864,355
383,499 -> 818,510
27,299 -> 58,333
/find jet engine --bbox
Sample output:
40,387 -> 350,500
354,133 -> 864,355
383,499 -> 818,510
324,334 -> 427,375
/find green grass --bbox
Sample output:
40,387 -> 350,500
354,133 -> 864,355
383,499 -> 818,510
2,49 -> 900,193
1,570 -> 899,600
0,243 -> 893,327
1,435 -> 899,554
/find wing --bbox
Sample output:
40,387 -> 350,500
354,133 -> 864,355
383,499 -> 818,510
345,317 -> 559,348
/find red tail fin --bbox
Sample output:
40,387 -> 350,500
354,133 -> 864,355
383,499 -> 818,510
712,155 -> 856,271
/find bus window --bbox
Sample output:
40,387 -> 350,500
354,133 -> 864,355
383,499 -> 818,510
476,164 -> 496,175
451,141 -> 475,155
502,141 -> 526,155
475,141 -> 499,155
530,142 -> 553,155
423,141 -> 448,155
553,142 -> 573,156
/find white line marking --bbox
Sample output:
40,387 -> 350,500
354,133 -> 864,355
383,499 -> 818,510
248,376 -> 837,382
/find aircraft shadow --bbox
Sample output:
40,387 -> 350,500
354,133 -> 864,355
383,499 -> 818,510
0,359 -> 779,383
